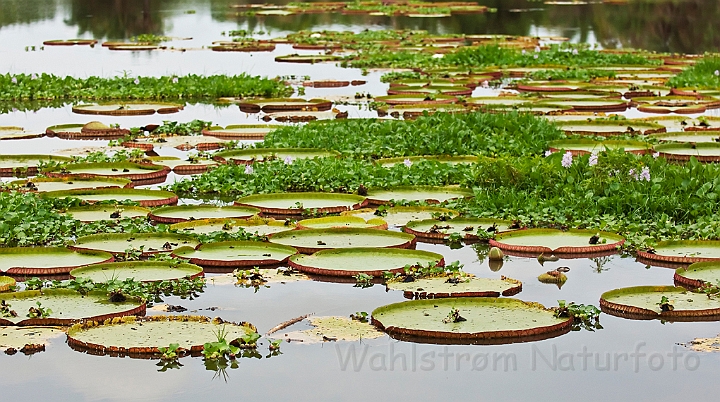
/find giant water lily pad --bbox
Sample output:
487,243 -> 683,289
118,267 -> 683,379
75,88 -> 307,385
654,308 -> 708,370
237,98 -> 333,113
72,102 -> 183,116
0,289 -> 145,326
170,218 -> 295,236
214,148 -> 339,164
269,228 -> 415,254
0,247 -> 114,275
654,143 -> 720,162
0,276 -> 16,292
387,276 -> 522,299
556,120 -> 666,136
0,327 -> 65,352
547,139 -> 652,155
0,155 -> 72,176
288,248 -> 443,277
43,39 -> 97,46
374,94 -> 457,105
365,186 -> 473,205
41,188 -> 178,207
280,316 -> 384,343
649,131 -> 720,143
600,286 -> 720,320
45,122 -> 130,139
66,315 -> 256,355
9,177 -> 132,192
146,156 -> 219,175
674,262 -> 720,288
537,99 -> 629,112
122,135 -> 228,152
44,162 -> 169,182
464,96 -> 534,108
235,192 -> 367,215
71,233 -> 199,256
490,229 -> 624,255
274,54 -> 341,64
637,240 -> 720,264
404,218 -> 514,240
296,216 -> 387,230
342,206 -> 459,227
62,205 -> 151,222
148,205 -> 260,224
173,241 -> 298,267
371,298 -> 572,344
376,155 -> 478,167
202,124 -> 279,139
0,126 -> 42,140
69,261 -> 203,282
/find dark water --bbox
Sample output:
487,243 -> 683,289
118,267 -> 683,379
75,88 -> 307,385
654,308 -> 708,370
2,1 -> 720,401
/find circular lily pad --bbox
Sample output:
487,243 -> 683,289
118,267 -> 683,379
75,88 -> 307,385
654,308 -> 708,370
269,228 -> 416,254
296,216 -> 387,230
235,192 -> 367,215
387,276 -> 522,299
0,289 -> 145,326
9,177 -> 132,192
0,247 -> 114,275
557,121 -> 666,136
147,156 -> 219,175
45,122 -> 131,139
0,155 -> 73,176
173,241 -> 298,267
490,229 -> 624,255
538,99 -> 629,112
0,326 -> 64,352
674,262 -> 720,288
465,96 -> 534,108
44,162 -> 170,182
148,205 -> 260,224
0,126 -> 42,140
654,143 -> 720,162
213,148 -> 339,164
288,248 -> 444,277
66,315 -> 256,356
170,218 -> 295,236
202,124 -> 278,139
41,188 -> 178,207
376,155 -> 478,167
547,139 -> 652,155
373,94 -> 457,106
650,131 -> 720,143
342,206 -> 459,227
636,240 -> 720,264
365,186 -> 473,205
274,54 -> 341,64
404,218 -> 514,240
0,276 -> 16,292
371,298 -> 572,344
62,205 -> 151,222
600,286 -> 720,320
72,102 -> 183,116
237,98 -> 332,113
43,39 -> 97,46
70,233 -> 200,256
69,261 -> 203,282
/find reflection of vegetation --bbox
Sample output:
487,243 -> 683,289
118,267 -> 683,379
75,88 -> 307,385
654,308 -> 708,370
65,0 -> 169,40
590,256 -> 611,273
0,0 -> 57,29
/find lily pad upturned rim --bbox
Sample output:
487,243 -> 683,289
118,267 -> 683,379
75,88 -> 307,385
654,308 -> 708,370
288,247 -> 444,277
341,206 -> 460,226
296,216 -> 388,230
0,289 -> 146,326
66,315 -> 256,356
268,227 -> 416,254
43,162 -> 170,182
69,261 -> 204,282
70,232 -> 200,256
43,39 -> 98,46
636,240 -> 720,263
404,217 -> 513,240
0,276 -> 16,292
62,205 -> 152,222
374,94 -> 458,105
557,120 -> 666,136
72,102 -> 183,116
387,275 -> 523,299
371,297 -> 573,343
489,228 -> 625,254
273,54 -> 342,64
235,192 -> 368,215
9,176 -> 133,192
674,261 -> 720,288
45,123 -> 131,139
213,147 -> 340,164
0,154 -> 73,176
236,98 -> 333,112
172,241 -> 298,267
654,142 -> 720,163
365,185 -> 474,205
148,205 -> 261,224
201,124 -> 279,139
600,285 -> 720,320
40,188 -> 179,207
547,139 -> 652,156
0,247 -> 115,275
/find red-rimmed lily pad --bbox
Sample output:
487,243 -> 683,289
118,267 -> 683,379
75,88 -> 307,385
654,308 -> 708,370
69,261 -> 203,282
404,218 -> 515,240
66,315 -> 256,356
172,241 -> 298,268
213,148 -> 339,164
374,94 -> 458,106
296,216 -> 387,230
70,233 -> 199,256
649,131 -> 720,143
288,248 -> 443,277
43,162 -> 170,182
45,122 -> 131,139
0,289 -> 145,326
371,297 -> 572,344
0,247 -> 114,276
170,217 -> 295,236
43,39 -> 98,46
674,262 -> 720,289
0,276 -> 16,292
490,229 -> 624,255
40,188 -> 178,207
376,155 -> 478,167
268,228 -> 415,254
654,143 -> 720,162
122,135 -> 228,152
72,102 -> 183,116
274,54 -> 342,63
146,156 -> 219,175
600,286 -> 720,321
547,139 -> 652,155
556,120 -> 666,136
9,177 -> 132,192
237,98 -> 332,113
537,99 -> 629,112
202,124 -> 279,139
636,240 -> 720,264
365,186 -> 473,205
0,126 -> 42,140
235,192 -> 367,215
387,275 -> 522,299
0,155 -> 73,176
148,205 -> 260,224
62,205 -> 151,222
342,206 -> 459,227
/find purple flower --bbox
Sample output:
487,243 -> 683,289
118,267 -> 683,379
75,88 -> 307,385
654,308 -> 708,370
521,49 -> 527,55
244,165 -> 254,174
628,168 -> 636,179
652,152 -> 660,159
481,80 -> 489,88
11,107 -> 18,113
11,77 -> 17,84
30,73 -> 37,80
715,70 -> 720,77
172,77 -> 179,84
639,166 -> 651,181
134,78 -> 140,85
534,46 -> 541,53
561,151 -> 573,168
403,158 -> 412,167
588,152 -> 598,166
283,156 -> 294,165
533,54 -> 539,59
572,49 -> 579,55
544,150 -> 553,157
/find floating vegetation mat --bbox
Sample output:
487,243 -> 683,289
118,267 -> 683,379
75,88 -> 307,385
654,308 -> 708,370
67,315 -> 256,356
71,233 -> 199,256
637,240 -> 720,264
386,276 -> 522,299
41,188 -> 179,207
0,247 -> 114,275
235,192 -> 367,215
269,228 -> 416,254
490,229 -> 624,255
148,205 -> 260,224
0,289 -> 145,326
674,262 -> 720,288
62,205 -> 151,222
342,206 -> 459,227
173,241 -> 298,268
371,298 -> 572,344
365,186 -> 473,205
9,177 -> 132,192
376,155 -> 478,167
288,248 -> 443,277
296,216 -> 387,230
404,218 -> 514,240
171,218 -> 295,236
600,286 -> 720,321
69,261 -> 204,283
